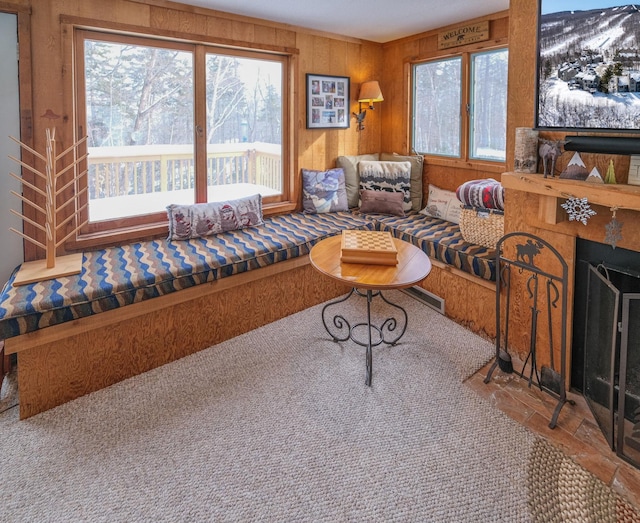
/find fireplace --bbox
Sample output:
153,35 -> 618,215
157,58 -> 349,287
572,239 -> 640,469
500,171 -> 640,465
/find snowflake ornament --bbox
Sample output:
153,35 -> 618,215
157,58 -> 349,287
561,197 -> 596,225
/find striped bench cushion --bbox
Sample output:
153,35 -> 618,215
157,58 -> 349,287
0,211 -> 496,340
367,212 -> 496,282
0,212 -> 374,339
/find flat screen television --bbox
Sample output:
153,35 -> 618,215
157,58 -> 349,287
536,1 -> 640,133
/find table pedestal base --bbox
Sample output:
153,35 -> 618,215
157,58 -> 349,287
321,289 -> 408,385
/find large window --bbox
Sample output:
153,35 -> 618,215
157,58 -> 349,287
412,48 -> 508,162
76,30 -> 289,234
412,57 -> 462,157
469,49 -> 508,161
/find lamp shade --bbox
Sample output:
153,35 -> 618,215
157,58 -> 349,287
358,81 -> 384,103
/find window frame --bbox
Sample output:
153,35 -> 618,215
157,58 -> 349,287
410,45 -> 508,169
468,48 -> 509,163
411,55 -> 463,159
72,28 -> 295,248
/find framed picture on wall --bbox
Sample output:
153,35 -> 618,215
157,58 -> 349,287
306,73 -> 350,129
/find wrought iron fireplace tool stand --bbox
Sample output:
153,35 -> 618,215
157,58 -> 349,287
485,232 -> 573,429
321,288 -> 408,386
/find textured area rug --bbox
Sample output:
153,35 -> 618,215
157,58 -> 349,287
527,439 -> 640,523
0,290 -> 632,521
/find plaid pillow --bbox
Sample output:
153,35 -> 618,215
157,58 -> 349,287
456,179 -> 505,210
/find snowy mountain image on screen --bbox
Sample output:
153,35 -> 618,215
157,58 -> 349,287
560,152 -> 589,180
537,4 -> 640,130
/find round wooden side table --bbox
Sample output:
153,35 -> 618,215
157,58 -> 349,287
309,233 -> 432,385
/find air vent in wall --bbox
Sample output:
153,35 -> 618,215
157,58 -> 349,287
402,286 -> 445,315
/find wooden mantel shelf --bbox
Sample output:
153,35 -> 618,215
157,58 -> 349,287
502,172 -> 640,224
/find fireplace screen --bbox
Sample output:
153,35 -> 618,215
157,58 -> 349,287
584,265 -> 619,450
618,294 -> 640,468
584,263 -> 640,469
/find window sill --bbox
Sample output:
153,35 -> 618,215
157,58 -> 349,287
69,222 -> 169,251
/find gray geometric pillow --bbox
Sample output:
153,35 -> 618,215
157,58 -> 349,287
301,168 -> 349,214
358,160 -> 412,212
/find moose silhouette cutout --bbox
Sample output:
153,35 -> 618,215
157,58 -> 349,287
515,239 -> 544,267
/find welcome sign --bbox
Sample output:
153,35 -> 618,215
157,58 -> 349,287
438,21 -> 489,50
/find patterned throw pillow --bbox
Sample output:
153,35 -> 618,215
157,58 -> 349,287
380,152 -> 424,211
301,168 -> 349,214
419,184 -> 463,224
456,178 -> 505,210
167,194 -> 264,240
357,160 -> 412,212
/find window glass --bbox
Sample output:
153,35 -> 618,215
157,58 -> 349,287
84,39 -> 194,221
78,30 -> 289,231
205,54 -> 282,202
470,49 -> 508,161
412,57 -> 462,157
412,48 -> 508,163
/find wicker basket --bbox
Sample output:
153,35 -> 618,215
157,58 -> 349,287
459,206 -> 504,249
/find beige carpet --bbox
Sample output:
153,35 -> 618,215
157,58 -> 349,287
0,290 -> 635,521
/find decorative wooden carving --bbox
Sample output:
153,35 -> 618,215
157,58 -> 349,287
8,128 -> 88,285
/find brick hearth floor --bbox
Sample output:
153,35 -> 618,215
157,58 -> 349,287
466,356 -> 640,509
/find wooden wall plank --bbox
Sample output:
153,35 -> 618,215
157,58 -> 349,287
500,0 -> 568,369
504,0 -> 537,171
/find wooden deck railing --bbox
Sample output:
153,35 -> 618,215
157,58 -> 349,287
87,143 -> 282,200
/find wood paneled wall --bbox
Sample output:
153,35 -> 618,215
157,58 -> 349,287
373,11 -> 510,341
379,11 -> 509,193
7,0 -> 639,388
4,1 -> 513,262
2,0 -> 383,260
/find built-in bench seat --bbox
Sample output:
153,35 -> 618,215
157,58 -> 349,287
366,213 -> 496,281
0,211 -> 495,341
0,210 -> 496,418
0,212 -> 375,339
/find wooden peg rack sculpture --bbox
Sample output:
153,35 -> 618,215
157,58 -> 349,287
8,128 -> 88,285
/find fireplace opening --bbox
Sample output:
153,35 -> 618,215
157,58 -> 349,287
572,239 -> 640,469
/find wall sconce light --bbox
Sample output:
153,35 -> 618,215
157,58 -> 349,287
353,80 -> 384,131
